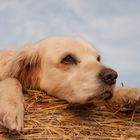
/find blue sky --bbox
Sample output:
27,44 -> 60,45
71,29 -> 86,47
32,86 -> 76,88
0,0 -> 140,87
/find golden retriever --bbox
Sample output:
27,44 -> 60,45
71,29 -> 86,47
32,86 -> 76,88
0,36 -> 139,132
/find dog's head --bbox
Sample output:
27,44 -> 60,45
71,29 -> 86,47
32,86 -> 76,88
10,37 -> 118,104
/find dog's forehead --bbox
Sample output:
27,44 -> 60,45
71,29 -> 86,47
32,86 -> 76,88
40,37 -> 100,57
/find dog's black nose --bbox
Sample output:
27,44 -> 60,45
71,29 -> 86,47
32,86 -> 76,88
99,68 -> 118,85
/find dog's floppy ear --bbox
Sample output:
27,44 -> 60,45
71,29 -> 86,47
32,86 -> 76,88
10,49 -> 41,90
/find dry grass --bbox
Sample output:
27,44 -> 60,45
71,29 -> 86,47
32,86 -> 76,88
0,90 -> 140,140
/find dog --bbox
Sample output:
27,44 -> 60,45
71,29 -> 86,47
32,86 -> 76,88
0,36 -> 139,132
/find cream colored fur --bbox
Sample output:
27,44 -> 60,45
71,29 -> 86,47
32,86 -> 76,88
0,36 -> 139,132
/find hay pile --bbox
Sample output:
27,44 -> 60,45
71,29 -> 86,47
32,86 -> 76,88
0,90 -> 140,140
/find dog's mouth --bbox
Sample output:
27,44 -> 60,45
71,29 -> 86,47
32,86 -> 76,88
87,89 -> 113,103
99,90 -> 113,100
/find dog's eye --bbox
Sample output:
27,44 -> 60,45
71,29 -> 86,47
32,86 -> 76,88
97,56 -> 101,62
61,55 -> 77,64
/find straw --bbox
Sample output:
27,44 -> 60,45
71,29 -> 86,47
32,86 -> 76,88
0,90 -> 139,140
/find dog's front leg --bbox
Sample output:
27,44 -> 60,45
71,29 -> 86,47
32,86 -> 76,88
106,86 -> 140,110
0,78 -> 24,132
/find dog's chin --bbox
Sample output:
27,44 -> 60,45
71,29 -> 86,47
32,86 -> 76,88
55,84 -> 115,105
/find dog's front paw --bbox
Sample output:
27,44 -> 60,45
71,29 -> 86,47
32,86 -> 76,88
0,78 -> 25,133
0,101 -> 24,133
106,87 -> 140,111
